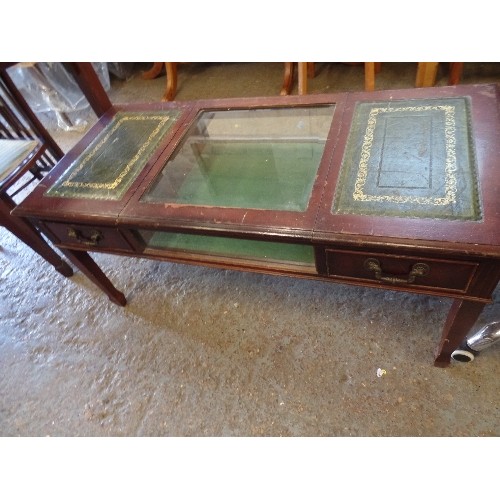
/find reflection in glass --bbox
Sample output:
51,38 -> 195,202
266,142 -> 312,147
142,106 -> 335,211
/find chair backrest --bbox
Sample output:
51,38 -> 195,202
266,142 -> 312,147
0,62 -> 114,199
0,76 -> 63,175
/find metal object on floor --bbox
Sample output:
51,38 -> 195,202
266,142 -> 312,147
451,321 -> 500,362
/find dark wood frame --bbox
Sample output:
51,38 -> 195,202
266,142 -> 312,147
12,63 -> 500,367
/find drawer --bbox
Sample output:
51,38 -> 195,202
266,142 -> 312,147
324,249 -> 479,293
44,221 -> 135,252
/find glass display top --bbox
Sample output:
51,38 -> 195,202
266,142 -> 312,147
142,106 -> 335,211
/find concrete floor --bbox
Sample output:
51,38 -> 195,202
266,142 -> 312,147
1,62 -> 499,437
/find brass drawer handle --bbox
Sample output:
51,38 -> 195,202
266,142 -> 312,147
67,227 -> 103,246
363,258 -> 430,285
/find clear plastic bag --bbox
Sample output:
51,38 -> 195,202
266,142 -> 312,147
107,62 -> 135,80
7,62 -> 111,131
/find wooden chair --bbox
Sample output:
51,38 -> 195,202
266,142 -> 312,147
143,62 -> 179,101
0,65 -> 72,277
416,63 -> 464,87
280,63 -> 316,95
0,138 -> 73,277
146,62 -> 374,100
145,62 -> 297,101
281,62 -> 381,95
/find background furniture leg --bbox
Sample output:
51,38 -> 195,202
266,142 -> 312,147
298,62 -> 308,95
434,299 -> 486,367
307,62 -> 315,79
140,62 -> 179,101
364,62 -> 376,91
416,62 -> 439,87
448,62 -> 464,85
163,63 -> 178,101
142,62 -> 164,80
280,63 -> 294,96
281,63 -> 314,96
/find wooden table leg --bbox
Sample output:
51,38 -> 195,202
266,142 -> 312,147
1,196 -> 73,278
59,249 -> 127,306
434,299 -> 486,367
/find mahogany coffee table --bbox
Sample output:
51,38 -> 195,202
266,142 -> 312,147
14,83 -> 500,367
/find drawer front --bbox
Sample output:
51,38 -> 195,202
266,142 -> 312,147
44,222 -> 134,251
325,249 -> 478,293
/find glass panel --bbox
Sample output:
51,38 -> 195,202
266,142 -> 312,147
139,230 -> 315,265
142,106 -> 335,211
45,110 -> 180,201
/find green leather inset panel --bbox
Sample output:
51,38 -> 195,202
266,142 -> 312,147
45,111 -> 180,200
332,98 -> 481,220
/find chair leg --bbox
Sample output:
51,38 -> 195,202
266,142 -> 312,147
0,196 -> 73,277
298,62 -> 308,95
163,63 -> 178,101
364,62 -> 376,91
280,62 -> 294,96
307,62 -> 315,79
142,62 -> 165,80
448,62 -> 464,85
416,62 -> 439,87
